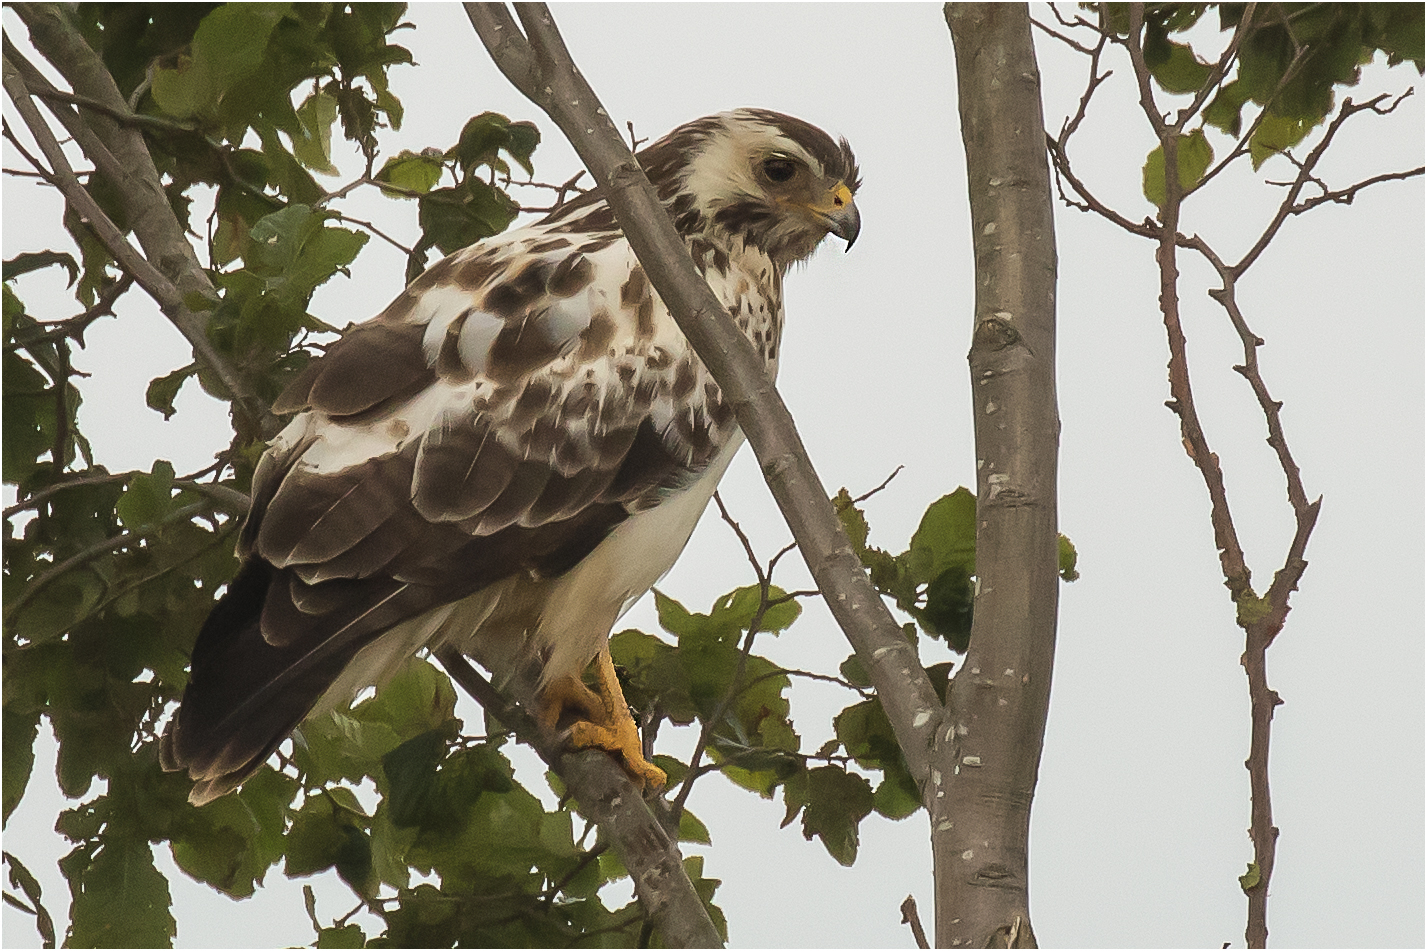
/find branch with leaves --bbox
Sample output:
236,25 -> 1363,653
431,649 -> 723,949
1038,4 -> 1422,946
4,10 -> 275,438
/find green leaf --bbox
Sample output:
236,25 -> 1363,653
834,699 -> 904,773
292,658 -> 459,790
452,112 -> 520,175
292,92 -> 340,175
1058,533 -> 1080,582
654,590 -> 700,639
375,149 -> 446,196
784,765 -> 874,866
334,824 -> 376,899
1145,34 -> 1213,94
1248,112 -> 1315,170
150,4 -> 288,121
682,854 -> 728,943
12,573 -> 106,646
918,567 -> 975,651
170,767 -> 297,898
839,653 -> 871,688
504,122 -> 540,177
68,835 -> 176,948
416,179 -> 518,256
116,460 -> 176,530
382,729 -> 453,830
1239,861 -> 1262,892
832,487 -> 870,554
909,488 -> 977,582
1203,79 -> 1252,137
872,769 -> 923,820
3,852 -> 54,947
317,924 -> 367,948
3,706 -> 40,824
2,348 -> 54,483
145,364 -> 197,420
678,808 -> 712,845
244,204 -> 369,306
1142,129 -> 1214,210
3,250 -> 79,285
285,796 -> 354,880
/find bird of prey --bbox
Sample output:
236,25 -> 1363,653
161,109 -> 860,805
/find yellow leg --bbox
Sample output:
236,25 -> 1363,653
538,648 -> 667,790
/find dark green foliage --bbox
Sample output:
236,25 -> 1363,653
835,486 -> 979,651
1105,2 -> 1426,209
404,112 -> 542,282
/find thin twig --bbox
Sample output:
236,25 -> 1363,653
1234,94 -> 1408,276
5,275 -> 134,350
900,895 -> 930,950
670,492 -> 781,822
325,211 -> 414,256
851,465 -> 904,505
5,501 -> 215,625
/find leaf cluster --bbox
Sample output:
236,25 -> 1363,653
1103,3 -> 1426,208
376,112 -> 541,281
607,487 -> 1076,870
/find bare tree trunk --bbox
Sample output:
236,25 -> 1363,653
936,6 -> 1060,947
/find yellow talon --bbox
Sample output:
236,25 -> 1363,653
538,648 -> 667,790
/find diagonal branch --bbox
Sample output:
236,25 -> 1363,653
433,649 -> 722,949
7,5 -> 275,437
1237,93 -> 1421,275
1,70 -> 266,436
462,1 -> 942,788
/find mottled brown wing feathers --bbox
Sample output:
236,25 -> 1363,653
274,321 -> 434,418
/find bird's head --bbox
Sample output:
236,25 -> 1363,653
640,108 -> 861,268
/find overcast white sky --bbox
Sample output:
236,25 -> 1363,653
3,4 -> 1423,949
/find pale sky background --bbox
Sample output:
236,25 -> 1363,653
3,4 -> 1423,949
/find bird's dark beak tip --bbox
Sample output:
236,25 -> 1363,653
829,204 -> 861,252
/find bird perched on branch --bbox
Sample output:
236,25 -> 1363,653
161,109 -> 861,804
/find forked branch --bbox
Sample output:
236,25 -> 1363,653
1040,4 -> 1419,945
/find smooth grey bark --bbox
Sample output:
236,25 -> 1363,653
937,5 -> 1060,947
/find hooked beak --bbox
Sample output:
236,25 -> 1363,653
813,181 -> 860,251
825,200 -> 861,251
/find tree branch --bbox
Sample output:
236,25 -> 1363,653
942,5 -> 1060,947
900,895 -> 930,950
1237,93 -> 1418,276
433,649 -> 723,949
461,3 -> 942,785
5,501 -> 217,626
8,5 -> 275,437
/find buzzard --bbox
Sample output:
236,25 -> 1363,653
161,109 -> 861,804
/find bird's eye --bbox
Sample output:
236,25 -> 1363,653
762,157 -> 797,183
